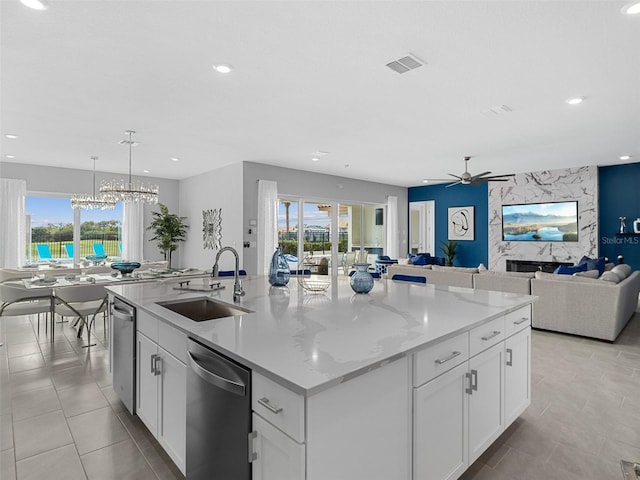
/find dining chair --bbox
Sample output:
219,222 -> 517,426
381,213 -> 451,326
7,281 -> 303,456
0,284 -> 55,337
391,274 -> 427,284
36,244 -> 53,261
0,268 -> 33,284
92,243 -> 107,256
54,284 -> 108,347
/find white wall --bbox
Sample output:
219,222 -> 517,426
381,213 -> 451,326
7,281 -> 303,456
488,165 -> 598,271
0,161 -> 180,263
242,161 -> 408,274
178,162 -> 244,271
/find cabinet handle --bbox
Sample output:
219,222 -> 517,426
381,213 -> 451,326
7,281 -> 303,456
435,351 -> 461,365
248,431 -> 257,462
151,354 -> 162,376
150,354 -> 158,374
481,330 -> 501,341
465,372 -> 473,395
470,369 -> 478,391
513,317 -> 529,325
506,348 -> 513,367
258,397 -> 283,415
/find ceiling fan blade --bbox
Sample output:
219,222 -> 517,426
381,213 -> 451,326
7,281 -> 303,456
470,171 -> 492,181
424,179 -> 455,182
445,181 -> 462,188
448,174 -> 462,180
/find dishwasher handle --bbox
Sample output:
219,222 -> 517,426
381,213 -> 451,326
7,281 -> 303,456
112,303 -> 134,321
187,351 -> 246,396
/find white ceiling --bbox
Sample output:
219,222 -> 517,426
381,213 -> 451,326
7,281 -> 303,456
1,0 -> 639,187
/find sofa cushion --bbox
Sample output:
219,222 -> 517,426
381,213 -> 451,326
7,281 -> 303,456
479,270 -> 535,279
600,271 -> 622,283
554,263 -> 588,275
573,269 -> 599,279
534,270 -> 602,283
611,264 -> 632,279
432,265 -> 479,274
409,254 -> 427,265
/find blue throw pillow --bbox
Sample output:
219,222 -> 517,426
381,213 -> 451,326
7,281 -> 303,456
411,254 -> 427,266
554,263 -> 588,275
576,255 -> 606,275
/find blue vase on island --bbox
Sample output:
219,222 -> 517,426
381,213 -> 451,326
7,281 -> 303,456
268,246 -> 291,287
350,263 -> 374,294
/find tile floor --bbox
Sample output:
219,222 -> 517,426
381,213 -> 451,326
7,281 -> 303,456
0,314 -> 183,480
1,310 -> 639,480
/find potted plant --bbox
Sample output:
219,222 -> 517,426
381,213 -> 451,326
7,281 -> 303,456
147,204 -> 189,268
440,240 -> 458,267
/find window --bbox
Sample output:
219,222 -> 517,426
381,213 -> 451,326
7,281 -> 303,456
278,197 -> 385,276
26,195 -> 122,263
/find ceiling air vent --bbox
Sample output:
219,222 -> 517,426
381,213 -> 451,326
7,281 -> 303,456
386,54 -> 425,74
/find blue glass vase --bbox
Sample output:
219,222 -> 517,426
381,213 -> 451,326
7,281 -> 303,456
350,263 -> 374,294
268,247 -> 291,286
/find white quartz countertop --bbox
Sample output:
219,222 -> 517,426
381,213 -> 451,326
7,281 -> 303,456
107,276 -> 535,396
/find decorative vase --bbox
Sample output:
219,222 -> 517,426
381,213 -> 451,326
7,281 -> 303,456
350,263 -> 374,294
268,247 -> 290,286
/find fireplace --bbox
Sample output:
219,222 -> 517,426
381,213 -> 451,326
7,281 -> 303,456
506,259 -> 573,273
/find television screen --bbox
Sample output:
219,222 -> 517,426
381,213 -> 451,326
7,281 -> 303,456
502,201 -> 578,242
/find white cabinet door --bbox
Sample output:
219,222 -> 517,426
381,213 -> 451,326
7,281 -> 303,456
252,413 -> 305,480
468,342 -> 504,464
414,362 -> 469,480
504,327 -> 531,425
136,332 -> 159,436
158,347 -> 187,474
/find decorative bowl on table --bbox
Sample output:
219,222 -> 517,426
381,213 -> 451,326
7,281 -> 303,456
110,262 -> 141,275
86,254 -> 108,264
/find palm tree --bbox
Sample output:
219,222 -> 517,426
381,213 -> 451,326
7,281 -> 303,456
147,204 -> 189,268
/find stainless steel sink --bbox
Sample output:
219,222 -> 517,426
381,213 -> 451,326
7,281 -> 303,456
157,297 -> 253,321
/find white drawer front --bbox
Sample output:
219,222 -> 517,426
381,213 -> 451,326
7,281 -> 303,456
137,309 -> 158,342
504,305 -> 531,338
158,320 -> 187,364
413,332 -> 469,387
469,316 -> 505,357
252,372 -> 305,443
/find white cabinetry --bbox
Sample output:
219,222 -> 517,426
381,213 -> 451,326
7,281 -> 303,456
414,305 -> 531,480
135,310 -> 187,475
252,413 -> 305,480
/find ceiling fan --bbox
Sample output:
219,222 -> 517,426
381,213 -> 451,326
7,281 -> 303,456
426,156 -> 514,187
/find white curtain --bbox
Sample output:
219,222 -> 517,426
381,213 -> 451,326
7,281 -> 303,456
257,180 -> 278,276
0,179 -> 27,268
386,195 -> 399,259
122,202 -> 144,261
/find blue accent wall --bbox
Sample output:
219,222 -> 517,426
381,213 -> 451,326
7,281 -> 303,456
408,183 -> 488,267
599,163 -> 640,271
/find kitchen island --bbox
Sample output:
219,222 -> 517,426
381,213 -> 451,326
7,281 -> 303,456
107,275 -> 535,480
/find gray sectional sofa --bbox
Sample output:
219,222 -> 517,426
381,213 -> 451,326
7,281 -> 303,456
385,263 -> 640,341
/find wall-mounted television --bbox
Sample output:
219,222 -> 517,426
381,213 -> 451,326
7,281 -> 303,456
502,201 -> 578,242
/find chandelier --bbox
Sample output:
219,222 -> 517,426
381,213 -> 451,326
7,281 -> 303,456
100,130 -> 159,204
71,156 -> 116,210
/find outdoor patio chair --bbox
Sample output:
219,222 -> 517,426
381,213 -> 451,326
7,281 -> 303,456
64,244 -> 74,259
36,244 -> 53,261
92,243 -> 107,256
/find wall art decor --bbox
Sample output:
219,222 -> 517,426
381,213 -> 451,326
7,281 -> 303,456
203,208 -> 222,250
448,206 -> 474,241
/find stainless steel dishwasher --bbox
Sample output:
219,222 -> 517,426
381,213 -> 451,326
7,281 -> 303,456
111,297 -> 136,415
186,337 -> 252,480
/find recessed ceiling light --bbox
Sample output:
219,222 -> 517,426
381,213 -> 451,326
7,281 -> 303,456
20,0 -> 48,10
311,157 -> 319,162
565,97 -> 584,105
5,154 -> 15,159
213,64 -> 232,74
4,134 -> 18,139
622,2 -> 640,15
620,155 -> 632,161
143,169 -> 150,173
422,179 -> 429,184
171,157 -> 180,162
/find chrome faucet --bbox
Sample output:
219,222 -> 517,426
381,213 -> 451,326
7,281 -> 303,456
212,246 -> 245,303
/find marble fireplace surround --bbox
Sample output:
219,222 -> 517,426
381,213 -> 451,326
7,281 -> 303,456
488,165 -> 598,272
